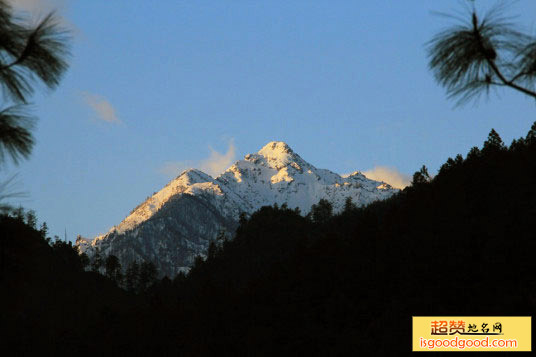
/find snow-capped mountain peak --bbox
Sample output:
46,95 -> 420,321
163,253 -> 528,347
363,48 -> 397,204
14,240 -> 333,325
177,168 -> 214,184
256,141 -> 301,168
77,141 -> 399,277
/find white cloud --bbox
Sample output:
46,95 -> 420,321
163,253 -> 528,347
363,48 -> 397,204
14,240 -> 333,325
159,140 -> 237,179
199,140 -> 236,178
82,92 -> 121,124
8,0 -> 78,33
362,166 -> 411,189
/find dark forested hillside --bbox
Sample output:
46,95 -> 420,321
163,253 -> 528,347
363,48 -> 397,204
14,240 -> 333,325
0,215 -> 135,355
2,125 -> 536,355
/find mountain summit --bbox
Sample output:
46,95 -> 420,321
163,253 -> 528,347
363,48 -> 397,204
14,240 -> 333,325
257,141 -> 299,166
77,142 -> 398,276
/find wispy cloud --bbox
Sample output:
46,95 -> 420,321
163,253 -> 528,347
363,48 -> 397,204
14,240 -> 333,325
199,140 -> 236,177
362,166 -> 411,189
159,140 -> 237,178
8,0 -> 77,32
81,92 -> 121,124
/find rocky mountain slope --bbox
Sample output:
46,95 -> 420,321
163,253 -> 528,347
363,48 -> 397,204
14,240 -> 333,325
77,141 -> 398,277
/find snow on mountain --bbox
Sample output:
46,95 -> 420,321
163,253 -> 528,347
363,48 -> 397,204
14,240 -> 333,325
77,141 -> 398,277
113,169 -> 218,235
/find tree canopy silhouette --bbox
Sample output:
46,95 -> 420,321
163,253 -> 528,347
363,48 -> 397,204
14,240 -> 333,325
3,123 -> 536,354
427,3 -> 536,105
0,1 -> 70,165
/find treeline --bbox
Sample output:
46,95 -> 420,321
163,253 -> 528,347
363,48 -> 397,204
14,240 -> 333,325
89,248 -> 158,294
2,123 -> 536,354
2,208 -> 161,294
154,123 -> 536,354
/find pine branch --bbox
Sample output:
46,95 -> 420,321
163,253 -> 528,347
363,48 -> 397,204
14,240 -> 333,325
472,16 -> 536,100
0,10 -> 70,103
0,104 -> 35,164
427,5 -> 536,105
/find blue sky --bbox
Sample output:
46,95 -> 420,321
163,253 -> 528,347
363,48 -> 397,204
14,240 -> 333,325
4,0 -> 536,240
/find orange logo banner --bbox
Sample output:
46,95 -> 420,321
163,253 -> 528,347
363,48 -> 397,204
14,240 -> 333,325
412,316 -> 531,351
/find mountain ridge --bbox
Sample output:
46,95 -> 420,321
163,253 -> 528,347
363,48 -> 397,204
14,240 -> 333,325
77,141 -> 399,276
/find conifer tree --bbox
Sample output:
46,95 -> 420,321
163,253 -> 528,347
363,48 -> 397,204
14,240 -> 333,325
411,165 -> 431,186
482,128 -> 506,152
311,199 -> 333,224
466,146 -> 481,161
105,254 -> 122,283
25,209 -> 36,229
13,206 -> 24,221
207,241 -> 218,260
39,221 -> 48,239
91,248 -> 103,273
525,122 -> 536,144
343,197 -> 357,212
125,261 -> 140,293
138,261 -> 157,292
79,252 -> 89,270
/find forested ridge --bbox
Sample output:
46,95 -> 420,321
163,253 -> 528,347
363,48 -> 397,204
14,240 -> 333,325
2,125 -> 536,355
